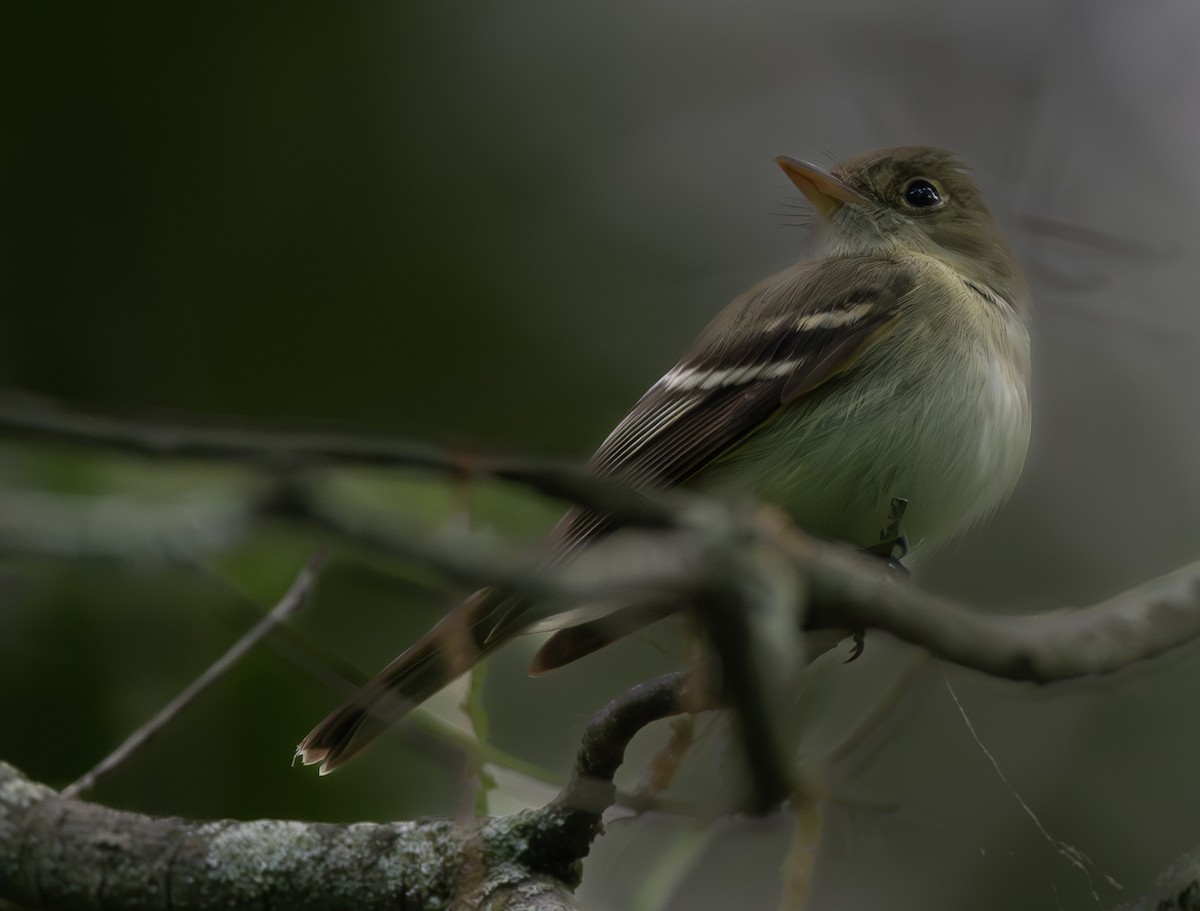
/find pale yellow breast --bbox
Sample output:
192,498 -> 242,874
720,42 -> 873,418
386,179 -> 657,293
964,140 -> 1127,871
700,259 -> 1030,555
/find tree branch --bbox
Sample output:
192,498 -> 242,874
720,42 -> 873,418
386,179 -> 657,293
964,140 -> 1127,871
246,492 -> 1200,689
0,760 -> 579,911
791,526 -> 1200,681
7,395 -> 1200,907
0,676 -> 689,911
0,391 -> 671,528
12,393 -> 1198,687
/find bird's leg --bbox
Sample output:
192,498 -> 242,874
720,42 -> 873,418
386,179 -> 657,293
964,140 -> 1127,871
862,497 -> 909,570
847,499 -> 910,662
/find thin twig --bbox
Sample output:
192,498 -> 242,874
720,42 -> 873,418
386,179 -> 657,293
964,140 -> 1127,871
0,389 -> 488,472
0,390 -> 672,528
61,551 -> 327,798
183,554 -> 367,695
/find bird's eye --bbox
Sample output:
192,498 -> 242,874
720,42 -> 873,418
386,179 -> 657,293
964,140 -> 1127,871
902,178 -> 943,209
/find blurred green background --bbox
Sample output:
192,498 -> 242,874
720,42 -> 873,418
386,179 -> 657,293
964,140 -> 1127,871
3,3 -> 1200,909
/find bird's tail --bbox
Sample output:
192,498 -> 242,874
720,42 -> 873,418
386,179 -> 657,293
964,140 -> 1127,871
295,586 -> 517,774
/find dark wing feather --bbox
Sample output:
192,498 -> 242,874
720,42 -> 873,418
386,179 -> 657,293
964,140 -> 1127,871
531,259 -> 914,668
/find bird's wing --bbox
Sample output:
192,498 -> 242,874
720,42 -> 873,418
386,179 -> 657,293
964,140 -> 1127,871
552,257 -> 914,556
531,257 -> 915,669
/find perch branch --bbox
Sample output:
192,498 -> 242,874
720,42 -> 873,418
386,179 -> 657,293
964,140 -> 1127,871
0,675 -> 692,911
0,761 -> 579,911
6,392 -> 1200,685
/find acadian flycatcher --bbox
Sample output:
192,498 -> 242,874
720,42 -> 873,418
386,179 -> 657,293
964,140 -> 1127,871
298,145 -> 1031,773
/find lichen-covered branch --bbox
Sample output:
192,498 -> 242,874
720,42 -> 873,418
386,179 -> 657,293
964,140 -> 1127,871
0,760 -> 576,911
0,676 -> 689,911
6,396 -> 1200,909
553,673 -> 686,819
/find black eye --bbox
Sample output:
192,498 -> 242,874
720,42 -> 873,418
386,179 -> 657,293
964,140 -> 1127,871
902,178 -> 942,209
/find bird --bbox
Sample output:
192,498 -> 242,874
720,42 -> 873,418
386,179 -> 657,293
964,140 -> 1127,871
297,145 -> 1031,774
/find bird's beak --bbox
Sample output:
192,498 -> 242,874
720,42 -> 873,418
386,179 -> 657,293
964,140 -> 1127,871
775,156 -> 872,219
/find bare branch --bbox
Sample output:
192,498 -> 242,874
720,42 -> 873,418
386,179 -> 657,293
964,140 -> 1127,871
553,673 -> 687,819
248,497 -> 1200,689
0,676 -> 694,911
793,527 -> 1200,682
0,761 -> 579,911
11,395 -> 1200,686
7,394 -> 1200,908
0,391 -> 671,527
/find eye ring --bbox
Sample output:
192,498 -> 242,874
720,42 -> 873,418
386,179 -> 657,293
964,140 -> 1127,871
901,178 -> 944,210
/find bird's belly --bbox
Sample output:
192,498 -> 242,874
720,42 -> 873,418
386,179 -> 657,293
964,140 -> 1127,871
700,344 -> 1030,553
